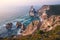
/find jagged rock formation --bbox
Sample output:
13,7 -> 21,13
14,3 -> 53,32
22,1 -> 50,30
38,5 -> 60,16
38,5 -> 49,21
40,15 -> 60,32
38,5 -> 50,16
29,6 -> 37,17
16,21 -> 26,33
38,5 -> 60,32
21,20 -> 39,36
21,15 -> 60,36
21,16 -> 60,36
21,5 -> 60,36
16,21 -> 22,28
5,23 -> 13,30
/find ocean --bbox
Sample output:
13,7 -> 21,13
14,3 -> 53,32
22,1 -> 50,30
0,5 -> 41,26
0,5 -> 41,37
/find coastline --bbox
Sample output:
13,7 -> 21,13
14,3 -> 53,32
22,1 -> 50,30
0,5 -> 60,40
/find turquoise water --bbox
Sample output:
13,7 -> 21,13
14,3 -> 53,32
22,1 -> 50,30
0,5 -> 41,38
0,16 -> 39,38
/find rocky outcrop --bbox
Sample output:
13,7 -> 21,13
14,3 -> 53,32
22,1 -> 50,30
38,5 -> 50,16
37,5 -> 60,32
16,21 -> 22,28
16,21 -> 26,32
21,5 -> 60,36
5,23 -> 13,30
21,20 -> 39,36
38,5 -> 49,21
40,15 -> 60,32
29,6 -> 37,17
38,5 -> 60,16
21,15 -> 60,36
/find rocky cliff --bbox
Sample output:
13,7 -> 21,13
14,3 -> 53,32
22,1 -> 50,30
21,20 -> 39,36
38,5 -> 60,16
0,5 -> 60,40
21,5 -> 60,36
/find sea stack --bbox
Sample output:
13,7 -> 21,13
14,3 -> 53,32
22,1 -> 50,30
16,21 -> 22,28
16,21 -> 26,31
5,23 -> 13,30
29,6 -> 37,17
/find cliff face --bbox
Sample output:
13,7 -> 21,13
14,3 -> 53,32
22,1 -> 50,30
21,20 -> 39,36
0,5 -> 60,40
38,5 -> 60,17
21,5 -> 60,36
40,15 -> 60,32
22,15 -> 60,36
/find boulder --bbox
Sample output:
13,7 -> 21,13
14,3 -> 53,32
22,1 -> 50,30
5,23 -> 13,29
16,21 -> 22,28
16,21 -> 26,31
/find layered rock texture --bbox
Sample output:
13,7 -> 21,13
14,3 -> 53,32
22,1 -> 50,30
0,5 -> 60,40
21,20 -> 39,36
21,5 -> 60,36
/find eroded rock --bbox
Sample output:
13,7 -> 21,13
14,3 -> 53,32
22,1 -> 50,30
5,23 -> 13,30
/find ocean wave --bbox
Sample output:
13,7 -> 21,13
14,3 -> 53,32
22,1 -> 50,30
0,16 -> 31,37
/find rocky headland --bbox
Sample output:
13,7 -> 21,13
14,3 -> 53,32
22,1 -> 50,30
0,5 -> 60,40
20,5 -> 60,36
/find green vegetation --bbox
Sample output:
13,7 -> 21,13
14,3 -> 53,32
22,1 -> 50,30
47,5 -> 60,16
0,25 -> 60,40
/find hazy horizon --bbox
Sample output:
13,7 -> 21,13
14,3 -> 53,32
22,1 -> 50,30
0,0 -> 60,16
0,0 -> 60,25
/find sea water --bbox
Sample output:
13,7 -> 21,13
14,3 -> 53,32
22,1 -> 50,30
0,15 -> 39,38
0,6 -> 41,38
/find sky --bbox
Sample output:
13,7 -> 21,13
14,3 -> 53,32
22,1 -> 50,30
0,0 -> 60,7
0,0 -> 60,16
0,0 -> 60,25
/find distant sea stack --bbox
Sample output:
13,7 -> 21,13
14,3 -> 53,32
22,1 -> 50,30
29,6 -> 37,17
5,22 -> 13,30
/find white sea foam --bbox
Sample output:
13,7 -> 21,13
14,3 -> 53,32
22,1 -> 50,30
0,15 -> 33,37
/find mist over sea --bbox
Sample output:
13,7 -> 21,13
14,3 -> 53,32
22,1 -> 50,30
0,5 -> 41,37
0,5 -> 41,26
